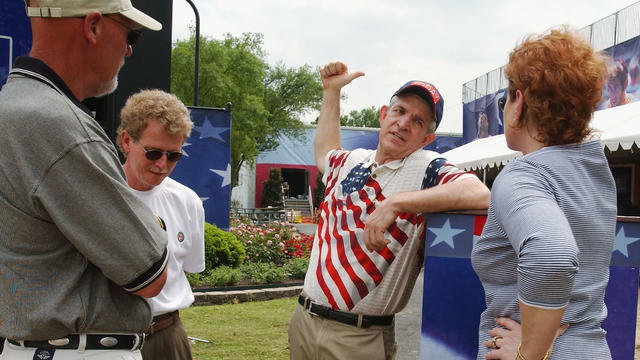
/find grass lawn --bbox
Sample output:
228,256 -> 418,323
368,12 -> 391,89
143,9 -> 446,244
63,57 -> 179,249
181,296 -> 297,359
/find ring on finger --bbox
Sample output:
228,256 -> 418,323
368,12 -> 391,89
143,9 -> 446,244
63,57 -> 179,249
491,335 -> 502,349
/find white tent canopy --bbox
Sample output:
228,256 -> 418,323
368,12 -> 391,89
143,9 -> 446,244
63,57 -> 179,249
442,101 -> 640,171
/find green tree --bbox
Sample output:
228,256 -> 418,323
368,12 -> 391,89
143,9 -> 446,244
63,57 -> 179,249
262,62 -> 323,151
171,32 -> 323,187
312,106 -> 380,128
340,106 -> 380,127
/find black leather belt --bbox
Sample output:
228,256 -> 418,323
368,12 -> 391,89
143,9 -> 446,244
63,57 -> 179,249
298,295 -> 393,328
8,333 -> 144,350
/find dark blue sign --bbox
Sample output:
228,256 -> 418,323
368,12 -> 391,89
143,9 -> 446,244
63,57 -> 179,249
462,36 -> 640,145
424,135 -> 464,154
598,36 -> 640,110
462,91 -> 505,145
170,107 -> 232,230
0,1 -> 31,87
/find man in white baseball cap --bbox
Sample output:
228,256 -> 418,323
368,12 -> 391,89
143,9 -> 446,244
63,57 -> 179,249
0,1 -> 169,359
25,0 -> 162,30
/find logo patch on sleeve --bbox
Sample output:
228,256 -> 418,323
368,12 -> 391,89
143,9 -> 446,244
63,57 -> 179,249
177,232 -> 185,242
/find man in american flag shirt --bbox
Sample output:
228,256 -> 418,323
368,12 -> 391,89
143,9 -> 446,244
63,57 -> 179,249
288,61 -> 490,360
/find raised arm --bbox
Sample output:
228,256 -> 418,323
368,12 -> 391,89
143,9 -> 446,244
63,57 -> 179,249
314,61 -> 364,173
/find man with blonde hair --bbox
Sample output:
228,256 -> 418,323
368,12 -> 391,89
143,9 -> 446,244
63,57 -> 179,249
118,89 -> 205,360
0,1 -> 168,359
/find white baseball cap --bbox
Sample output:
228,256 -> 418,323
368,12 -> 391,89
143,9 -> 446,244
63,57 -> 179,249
24,0 -> 162,31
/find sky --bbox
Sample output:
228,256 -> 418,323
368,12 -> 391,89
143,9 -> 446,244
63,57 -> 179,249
170,0 -> 639,134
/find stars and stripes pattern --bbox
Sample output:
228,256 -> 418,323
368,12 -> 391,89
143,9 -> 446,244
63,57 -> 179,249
313,150 -> 472,310
340,163 -> 371,193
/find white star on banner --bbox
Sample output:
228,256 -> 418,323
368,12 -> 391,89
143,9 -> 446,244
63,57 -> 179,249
428,218 -> 466,249
210,164 -> 231,188
181,142 -> 191,157
193,117 -> 227,142
613,226 -> 640,258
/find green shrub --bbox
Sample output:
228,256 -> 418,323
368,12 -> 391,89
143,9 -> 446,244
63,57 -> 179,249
203,265 -> 244,287
188,259 -> 309,288
240,262 -> 286,284
282,257 -> 309,279
204,222 -> 245,269
186,272 -> 206,288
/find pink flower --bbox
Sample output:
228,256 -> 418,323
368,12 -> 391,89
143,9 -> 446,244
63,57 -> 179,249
274,234 -> 280,239
250,234 -> 254,239
247,240 -> 252,244
267,240 -> 273,246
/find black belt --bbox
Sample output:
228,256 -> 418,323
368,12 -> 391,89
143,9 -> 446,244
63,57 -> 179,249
298,295 -> 393,328
8,333 -> 144,351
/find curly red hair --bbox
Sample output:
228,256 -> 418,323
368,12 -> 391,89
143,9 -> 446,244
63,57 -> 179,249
504,26 -> 608,145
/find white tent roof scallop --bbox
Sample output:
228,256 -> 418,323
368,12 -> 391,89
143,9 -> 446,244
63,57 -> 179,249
443,101 -> 640,171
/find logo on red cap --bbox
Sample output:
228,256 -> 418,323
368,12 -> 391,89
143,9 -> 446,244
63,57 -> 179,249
408,81 -> 440,104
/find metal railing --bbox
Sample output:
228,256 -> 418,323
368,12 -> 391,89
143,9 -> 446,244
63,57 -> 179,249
230,207 -> 286,224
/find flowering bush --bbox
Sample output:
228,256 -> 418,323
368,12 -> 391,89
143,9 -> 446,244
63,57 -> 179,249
283,233 -> 313,258
230,217 -> 313,265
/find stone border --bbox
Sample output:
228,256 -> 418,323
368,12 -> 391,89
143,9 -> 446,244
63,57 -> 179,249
193,285 -> 303,306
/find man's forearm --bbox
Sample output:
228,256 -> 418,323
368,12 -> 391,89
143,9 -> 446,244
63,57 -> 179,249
314,89 -> 342,173
390,177 -> 490,214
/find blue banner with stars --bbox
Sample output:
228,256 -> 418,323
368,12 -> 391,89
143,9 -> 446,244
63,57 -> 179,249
421,213 -> 640,360
170,106 -> 231,230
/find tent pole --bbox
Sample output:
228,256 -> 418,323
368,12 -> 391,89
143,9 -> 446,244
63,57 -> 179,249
483,167 -> 487,184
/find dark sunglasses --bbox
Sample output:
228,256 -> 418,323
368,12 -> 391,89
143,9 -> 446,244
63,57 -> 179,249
498,96 -> 506,112
141,147 -> 183,162
105,15 -> 142,46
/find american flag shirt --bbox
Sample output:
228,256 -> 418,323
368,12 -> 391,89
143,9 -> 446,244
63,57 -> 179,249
303,148 -> 474,315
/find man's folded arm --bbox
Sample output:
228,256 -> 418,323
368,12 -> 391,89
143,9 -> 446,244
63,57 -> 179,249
123,247 -> 169,298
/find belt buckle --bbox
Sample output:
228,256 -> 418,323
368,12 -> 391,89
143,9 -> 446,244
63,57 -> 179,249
359,316 -> 372,328
306,301 -> 320,318
48,337 -> 70,346
134,333 -> 145,350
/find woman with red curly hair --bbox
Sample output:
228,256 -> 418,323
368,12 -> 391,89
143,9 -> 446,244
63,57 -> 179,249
472,27 -> 616,360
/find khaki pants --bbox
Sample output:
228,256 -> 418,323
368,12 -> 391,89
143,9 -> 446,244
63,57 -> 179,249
288,302 -> 397,360
141,316 -> 192,360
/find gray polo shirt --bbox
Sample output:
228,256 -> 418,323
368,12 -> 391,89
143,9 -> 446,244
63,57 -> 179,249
0,57 -> 168,340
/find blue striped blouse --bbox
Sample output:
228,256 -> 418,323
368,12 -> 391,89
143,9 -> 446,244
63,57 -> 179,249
471,140 -> 617,359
